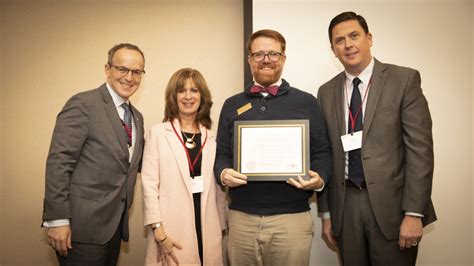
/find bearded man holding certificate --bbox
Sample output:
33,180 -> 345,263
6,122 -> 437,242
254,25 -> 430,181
214,29 -> 332,266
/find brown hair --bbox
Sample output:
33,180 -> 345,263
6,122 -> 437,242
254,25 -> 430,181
107,43 -> 145,67
163,68 -> 213,129
247,29 -> 286,53
328,12 -> 369,44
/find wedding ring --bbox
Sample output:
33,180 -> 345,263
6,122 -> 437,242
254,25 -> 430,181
412,241 -> 418,246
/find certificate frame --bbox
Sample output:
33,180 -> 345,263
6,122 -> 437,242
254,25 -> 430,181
233,119 -> 310,181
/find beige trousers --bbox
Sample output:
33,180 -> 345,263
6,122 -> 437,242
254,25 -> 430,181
227,210 -> 313,266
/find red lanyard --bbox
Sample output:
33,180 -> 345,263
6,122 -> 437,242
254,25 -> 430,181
345,77 -> 372,134
170,121 -> 207,176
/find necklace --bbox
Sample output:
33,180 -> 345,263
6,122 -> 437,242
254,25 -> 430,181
182,131 -> 196,149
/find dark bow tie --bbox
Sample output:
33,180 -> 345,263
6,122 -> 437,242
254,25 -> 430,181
250,85 -> 279,96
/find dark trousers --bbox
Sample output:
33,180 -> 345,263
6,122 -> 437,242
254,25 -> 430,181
337,187 -> 418,266
57,218 -> 123,266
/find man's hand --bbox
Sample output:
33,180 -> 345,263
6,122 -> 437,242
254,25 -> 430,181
221,168 -> 247,187
321,218 -> 338,251
47,225 -> 72,257
398,216 -> 423,250
287,170 -> 323,190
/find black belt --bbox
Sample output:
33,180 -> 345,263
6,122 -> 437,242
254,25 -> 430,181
345,180 -> 367,189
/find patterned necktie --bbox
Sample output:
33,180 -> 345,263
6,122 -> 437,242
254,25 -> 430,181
250,85 -> 279,96
121,103 -> 133,147
348,77 -> 365,187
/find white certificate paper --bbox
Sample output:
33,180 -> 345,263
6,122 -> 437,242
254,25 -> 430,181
234,120 -> 310,181
241,127 -> 302,173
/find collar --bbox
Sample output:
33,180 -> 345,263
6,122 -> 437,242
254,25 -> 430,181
344,57 -> 374,84
253,79 -> 283,88
106,83 -> 129,107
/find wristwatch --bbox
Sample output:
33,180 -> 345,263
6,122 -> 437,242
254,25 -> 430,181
152,223 -> 161,231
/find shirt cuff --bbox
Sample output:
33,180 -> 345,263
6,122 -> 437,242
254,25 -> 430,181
43,219 -> 70,227
318,212 -> 331,219
314,179 -> 325,192
405,212 -> 424,218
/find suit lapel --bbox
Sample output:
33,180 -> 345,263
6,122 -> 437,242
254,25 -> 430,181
363,59 -> 387,144
100,85 -> 129,170
129,104 -> 143,170
164,120 -> 193,194
334,72 -> 347,136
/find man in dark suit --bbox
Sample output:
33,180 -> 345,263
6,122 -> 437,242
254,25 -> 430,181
317,12 -> 436,265
42,43 -> 145,265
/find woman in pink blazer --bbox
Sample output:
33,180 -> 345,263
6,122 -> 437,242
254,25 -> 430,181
141,68 -> 226,265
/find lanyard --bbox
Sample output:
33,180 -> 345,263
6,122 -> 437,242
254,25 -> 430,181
170,121 -> 207,176
345,77 -> 372,134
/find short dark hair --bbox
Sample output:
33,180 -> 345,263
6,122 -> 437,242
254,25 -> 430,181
163,68 -> 213,129
107,43 -> 145,66
328,12 -> 369,43
247,29 -> 286,53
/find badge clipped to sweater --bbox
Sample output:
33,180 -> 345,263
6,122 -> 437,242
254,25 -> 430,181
341,131 -> 362,152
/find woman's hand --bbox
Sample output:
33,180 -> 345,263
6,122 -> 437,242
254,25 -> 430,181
154,226 -> 183,265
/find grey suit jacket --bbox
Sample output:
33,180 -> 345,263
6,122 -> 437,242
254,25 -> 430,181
42,84 -> 144,245
317,59 -> 436,240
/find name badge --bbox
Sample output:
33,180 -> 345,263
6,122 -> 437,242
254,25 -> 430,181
341,131 -> 363,152
237,102 -> 252,115
190,175 -> 204,193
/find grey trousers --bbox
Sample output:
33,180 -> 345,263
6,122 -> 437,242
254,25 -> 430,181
337,187 -> 418,266
57,217 -> 123,266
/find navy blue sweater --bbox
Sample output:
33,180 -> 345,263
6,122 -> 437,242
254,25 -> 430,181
214,79 -> 332,215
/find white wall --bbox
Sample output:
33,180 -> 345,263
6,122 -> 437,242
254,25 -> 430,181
254,0 -> 473,265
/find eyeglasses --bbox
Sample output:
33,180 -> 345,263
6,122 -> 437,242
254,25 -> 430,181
250,51 -> 284,62
110,64 -> 145,77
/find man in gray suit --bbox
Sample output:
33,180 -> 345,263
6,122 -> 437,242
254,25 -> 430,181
317,12 -> 436,265
42,43 -> 145,265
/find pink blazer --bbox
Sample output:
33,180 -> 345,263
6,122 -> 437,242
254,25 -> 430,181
141,120 -> 226,266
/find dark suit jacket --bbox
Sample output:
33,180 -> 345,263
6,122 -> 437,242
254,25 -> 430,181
42,84 -> 144,245
317,59 -> 436,240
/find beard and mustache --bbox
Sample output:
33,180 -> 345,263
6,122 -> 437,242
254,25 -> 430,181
251,61 -> 283,87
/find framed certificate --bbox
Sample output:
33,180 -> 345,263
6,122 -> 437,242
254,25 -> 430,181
233,119 -> 310,181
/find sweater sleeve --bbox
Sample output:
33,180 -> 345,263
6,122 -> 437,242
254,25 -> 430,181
214,99 -> 234,185
309,95 -> 332,183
